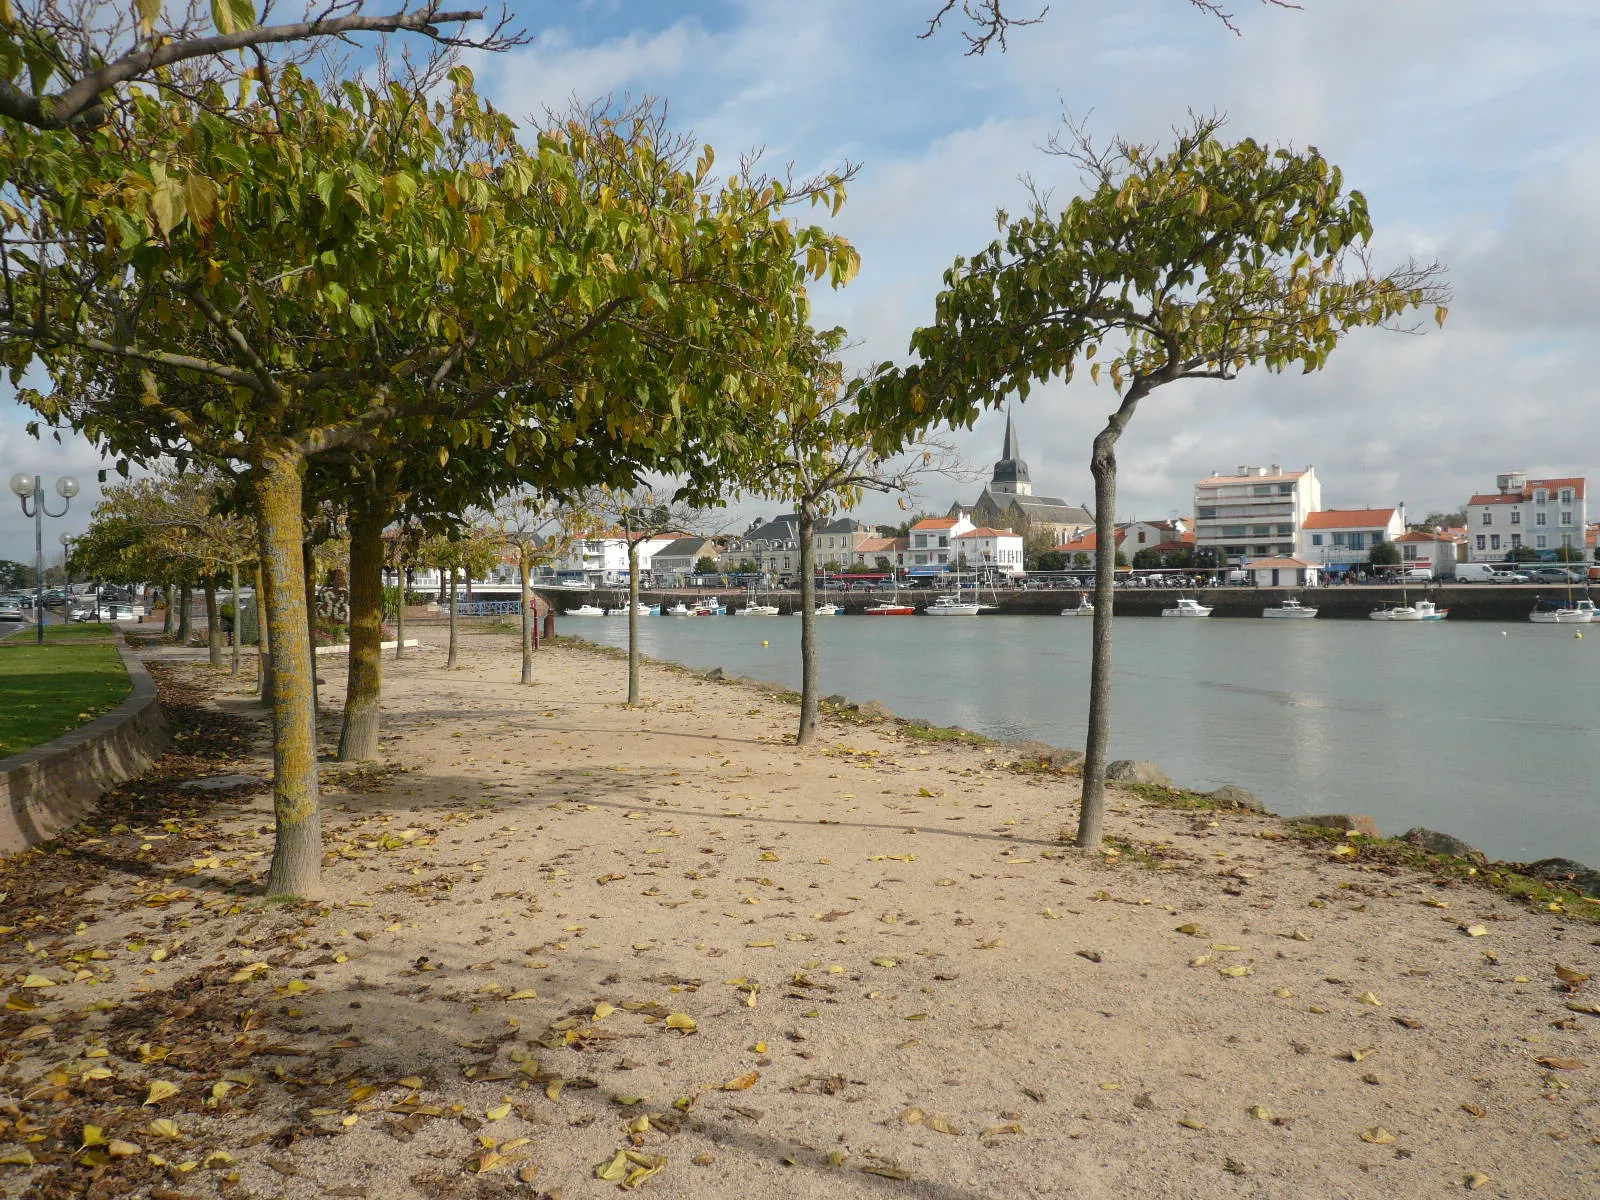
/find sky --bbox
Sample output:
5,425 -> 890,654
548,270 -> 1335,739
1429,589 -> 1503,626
3,0 -> 1598,561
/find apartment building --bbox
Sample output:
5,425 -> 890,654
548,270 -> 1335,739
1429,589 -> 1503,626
1465,472 -> 1587,561
1193,465 -> 1322,566
1298,507 -> 1403,573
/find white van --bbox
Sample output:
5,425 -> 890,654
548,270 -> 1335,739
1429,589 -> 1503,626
1450,563 -> 1496,583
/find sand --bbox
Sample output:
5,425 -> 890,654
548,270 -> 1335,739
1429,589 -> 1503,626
1,624 -> 1597,1200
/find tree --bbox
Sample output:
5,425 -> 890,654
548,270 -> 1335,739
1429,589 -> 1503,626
425,524 -> 500,670
0,1 -> 517,130
864,115 -> 1446,850
1553,544 -> 1586,564
1367,541 -> 1401,566
694,555 -> 719,576
921,0 -> 1300,53
1508,545 -> 1541,563
0,559 -> 30,588
1418,510 -> 1466,529
486,494 -> 582,686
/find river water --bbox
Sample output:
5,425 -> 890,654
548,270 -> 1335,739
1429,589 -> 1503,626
566,613 -> 1600,867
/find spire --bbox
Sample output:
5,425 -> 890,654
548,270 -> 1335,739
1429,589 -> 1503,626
990,408 -> 1032,495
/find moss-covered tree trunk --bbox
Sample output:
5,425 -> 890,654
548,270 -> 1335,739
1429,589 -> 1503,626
338,500 -> 386,761
796,506 -> 820,746
394,562 -> 407,660
255,449 -> 321,897
162,580 -> 175,636
204,579 -> 222,667
230,560 -> 242,677
303,542 -> 320,724
626,540 -> 642,704
256,561 -> 273,704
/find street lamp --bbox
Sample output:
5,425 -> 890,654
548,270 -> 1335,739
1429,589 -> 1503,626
9,473 -> 79,645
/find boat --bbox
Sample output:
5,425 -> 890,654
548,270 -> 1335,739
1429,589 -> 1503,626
1262,597 -> 1318,619
863,599 -> 915,616
666,601 -> 692,616
1529,597 -> 1596,624
812,602 -> 843,616
924,593 -> 984,616
691,597 -> 727,616
1060,594 -> 1094,617
566,604 -> 607,616
608,601 -> 658,616
1369,599 -> 1448,621
736,602 -> 781,616
1162,597 -> 1213,617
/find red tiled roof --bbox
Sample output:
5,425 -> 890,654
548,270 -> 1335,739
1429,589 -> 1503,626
1057,530 -> 1125,552
1471,477 -> 1586,504
1302,508 -> 1397,530
1247,556 -> 1316,569
911,517 -> 959,530
954,527 -> 1019,539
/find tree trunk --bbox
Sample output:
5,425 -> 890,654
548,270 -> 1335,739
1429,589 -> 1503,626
254,449 -> 322,897
257,561 -> 273,704
1075,386 -> 1147,849
176,583 -> 192,643
204,579 -> 222,667
338,501 -> 386,761
626,540 -> 642,704
394,563 -> 407,660
162,580 -> 175,636
230,560 -> 241,677
303,541 -> 319,724
796,506 -> 819,746
519,546 -> 534,684
446,566 -> 459,670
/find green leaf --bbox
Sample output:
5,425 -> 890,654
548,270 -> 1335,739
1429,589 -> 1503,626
211,0 -> 256,36
137,0 -> 161,35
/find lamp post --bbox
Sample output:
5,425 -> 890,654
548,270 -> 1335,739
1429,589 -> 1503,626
9,473 -> 79,645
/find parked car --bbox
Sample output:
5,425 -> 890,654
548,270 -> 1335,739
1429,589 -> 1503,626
1528,567 -> 1585,584
1485,569 -> 1529,583
0,599 -> 25,622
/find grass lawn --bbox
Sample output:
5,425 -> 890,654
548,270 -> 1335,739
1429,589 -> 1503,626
40,622 -> 119,640
0,644 -> 131,758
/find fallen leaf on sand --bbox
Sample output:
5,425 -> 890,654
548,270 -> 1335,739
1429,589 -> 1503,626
1465,1173 -> 1491,1190
1534,1056 -> 1586,1070
665,1013 -> 697,1034
1348,1047 -> 1378,1063
721,1071 -> 759,1091
143,1080 -> 180,1105
1357,992 -> 1383,1006
1359,1127 -> 1396,1144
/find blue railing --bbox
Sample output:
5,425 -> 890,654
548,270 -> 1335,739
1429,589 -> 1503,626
456,599 -> 524,616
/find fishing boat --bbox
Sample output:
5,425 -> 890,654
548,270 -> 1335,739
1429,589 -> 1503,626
924,593 -> 984,616
736,602 -> 781,616
566,603 -> 607,617
691,596 -> 727,616
1161,597 -> 1213,618
666,601 -> 692,616
1369,598 -> 1448,621
608,601 -> 659,616
863,599 -> 915,616
1262,597 -> 1318,619
1529,595 -> 1596,624
1060,594 -> 1094,617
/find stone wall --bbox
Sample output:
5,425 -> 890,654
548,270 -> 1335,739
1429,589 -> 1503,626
0,646 -> 168,855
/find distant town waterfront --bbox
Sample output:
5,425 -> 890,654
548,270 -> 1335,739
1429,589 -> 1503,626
569,614 -> 1600,867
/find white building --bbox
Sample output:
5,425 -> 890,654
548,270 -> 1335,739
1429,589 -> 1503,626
952,527 -> 1025,577
551,532 -> 683,584
907,513 -> 975,576
1246,556 -> 1320,588
851,536 -> 908,571
1465,472 -> 1587,562
812,517 -> 873,569
1298,507 -> 1403,576
1393,529 -> 1462,575
1193,466 -> 1322,566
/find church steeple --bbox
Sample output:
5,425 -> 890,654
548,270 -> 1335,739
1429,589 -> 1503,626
990,409 -> 1033,496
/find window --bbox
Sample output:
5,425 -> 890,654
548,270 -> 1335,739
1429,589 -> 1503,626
1475,534 -> 1486,550
1560,488 -> 1574,504
1277,524 -> 1294,536
1137,531 -> 1146,543
1511,534 -> 1522,549
1536,535 -> 1548,549
937,536 -> 948,548
1252,525 -> 1272,536
1561,511 -> 1574,526
1510,510 -> 1521,525
1535,489 -> 1548,504
1222,525 -> 1246,537
914,534 -> 927,548
1311,533 -> 1324,546
1197,507 -> 1216,519
1253,485 -> 1272,496
1278,484 -> 1293,496
1371,532 -> 1384,544
1402,545 -> 1418,561
1481,511 -> 1493,525
1254,545 -> 1271,556
1349,533 -> 1366,551
1332,532 -> 1346,546
914,552 -> 927,564
1536,512 -> 1548,526
1563,533 -> 1575,548
1490,534 -> 1501,550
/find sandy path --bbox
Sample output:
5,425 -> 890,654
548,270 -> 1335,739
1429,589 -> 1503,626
2,625 -> 1597,1200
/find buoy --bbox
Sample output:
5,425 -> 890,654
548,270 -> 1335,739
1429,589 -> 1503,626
1501,631 -> 1508,636
1577,631 -> 1584,639
762,640 -> 769,647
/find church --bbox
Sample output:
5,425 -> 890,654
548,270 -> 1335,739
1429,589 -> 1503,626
950,412 -> 1093,541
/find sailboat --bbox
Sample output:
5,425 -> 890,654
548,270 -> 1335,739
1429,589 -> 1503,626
924,593 -> 983,615
1370,572 -> 1447,621
1060,593 -> 1094,617
1529,573 -> 1595,623
735,586 -> 780,616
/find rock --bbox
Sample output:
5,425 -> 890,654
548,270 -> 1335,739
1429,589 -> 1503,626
906,717 -> 933,729
1208,784 -> 1267,813
703,666 -> 725,681
1105,760 -> 1172,787
1290,813 -> 1381,837
1048,748 -> 1086,770
1401,827 -> 1485,862
1010,740 -> 1057,762
1524,857 -> 1600,899
823,694 -> 852,709
855,699 -> 895,721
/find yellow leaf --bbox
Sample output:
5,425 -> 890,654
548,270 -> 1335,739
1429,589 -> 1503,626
1465,1173 -> 1490,1190
107,1139 -> 140,1158
1178,1116 -> 1205,1130
20,974 -> 56,988
545,1079 -> 566,1102
146,1119 -> 180,1138
1359,1127 -> 1396,1144
486,1103 -> 512,1121
143,1080 -> 180,1105
872,957 -> 899,968
745,939 -> 775,948
1434,306 -> 1449,328
721,1071 -> 759,1091
1348,1047 -> 1378,1063
1247,1105 -> 1271,1120
506,988 -> 538,1000
1463,925 -> 1488,938
925,1113 -> 961,1135
665,1013 -> 697,1033
80,1124 -> 108,1148
593,1002 -> 615,1020
595,1150 -> 630,1181
0,1150 -> 35,1166
229,962 -> 269,983
1357,992 -> 1383,1006
1218,963 -> 1254,978
759,851 -> 780,861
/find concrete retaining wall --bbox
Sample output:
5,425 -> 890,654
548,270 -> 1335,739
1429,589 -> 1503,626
0,646 -> 168,854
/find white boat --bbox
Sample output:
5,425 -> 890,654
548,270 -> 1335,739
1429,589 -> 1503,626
736,603 -> 780,616
1060,595 -> 1094,617
1262,598 -> 1318,619
566,604 -> 607,616
666,601 -> 692,616
812,603 -> 843,616
692,597 -> 727,616
1529,598 -> 1595,624
1162,598 -> 1213,618
608,602 -> 658,617
1370,599 -> 1448,621
924,593 -> 983,616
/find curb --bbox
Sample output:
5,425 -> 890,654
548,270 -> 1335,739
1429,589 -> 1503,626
0,645 -> 169,855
